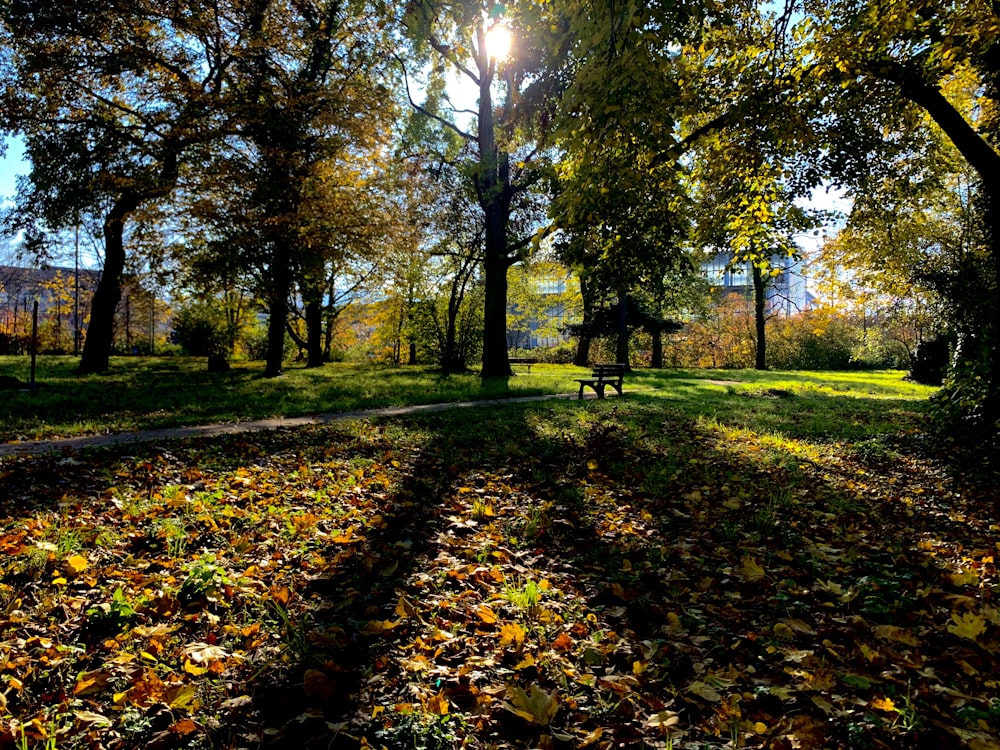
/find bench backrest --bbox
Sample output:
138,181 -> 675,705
591,363 -> 625,378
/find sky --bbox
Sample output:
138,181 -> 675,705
0,136 -> 24,203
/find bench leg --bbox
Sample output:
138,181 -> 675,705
578,382 -> 585,399
595,384 -> 606,399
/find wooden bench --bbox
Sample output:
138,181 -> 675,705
509,357 -> 538,374
575,363 -> 627,399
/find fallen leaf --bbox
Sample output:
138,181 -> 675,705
73,710 -> 112,727
739,556 -> 766,582
476,605 -> 498,624
500,622 -> 526,649
871,696 -> 896,712
948,612 -> 987,642
551,632 -> 574,652
303,669 -> 336,700
686,680 -> 723,702
646,711 -> 680,728
426,692 -> 449,716
65,554 -> 89,576
502,684 -> 559,725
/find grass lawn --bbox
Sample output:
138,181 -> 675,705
7,361 -> 1000,749
0,355 -> 930,442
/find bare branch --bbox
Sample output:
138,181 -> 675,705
394,53 -> 475,143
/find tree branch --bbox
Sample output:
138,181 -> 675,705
394,53 -> 475,142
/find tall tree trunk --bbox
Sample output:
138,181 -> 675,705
574,274 -> 594,367
476,46 -> 512,380
615,292 -> 630,368
78,191 -> 141,374
304,296 -> 324,368
265,243 -> 292,377
753,265 -> 767,370
987,187 -> 1000,426
651,327 -> 663,368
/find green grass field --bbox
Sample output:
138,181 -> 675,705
0,355 -> 934,441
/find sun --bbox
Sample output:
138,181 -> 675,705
485,24 -> 512,62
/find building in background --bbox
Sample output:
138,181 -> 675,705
700,251 -> 814,314
0,265 -> 165,354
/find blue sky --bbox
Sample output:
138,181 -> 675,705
0,136 -> 25,202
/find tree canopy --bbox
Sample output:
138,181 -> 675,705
1,0 -> 999,428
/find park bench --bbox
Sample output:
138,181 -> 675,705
509,357 -> 538,374
575,363 -> 627,399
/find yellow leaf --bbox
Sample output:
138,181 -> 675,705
361,619 -> 401,635
501,684 -> 559,725
395,596 -> 418,619
65,554 -> 88,576
753,721 -> 767,733
948,570 -> 979,587
499,622 -> 526,649
948,611 -> 987,641
740,556 -> 766,582
166,684 -> 198,710
426,692 -> 449,716
772,622 -> 794,639
73,670 -> 110,696
514,653 -> 536,670
476,606 -> 498,624
860,643 -> 881,662
183,660 -> 208,676
372,706 -> 385,718
871,696 -> 896,712
875,624 -> 920,647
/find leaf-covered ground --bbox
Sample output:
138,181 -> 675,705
2,392 -> 999,749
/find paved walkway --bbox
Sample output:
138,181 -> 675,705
0,392 -> 601,458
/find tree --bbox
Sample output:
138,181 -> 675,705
547,0 -> 760,368
796,0 -> 1000,423
223,0 -> 397,377
1,0 -> 230,373
401,0 -> 562,378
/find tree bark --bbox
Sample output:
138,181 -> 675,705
651,328 -> 663,368
78,145 -> 179,374
265,242 -> 292,377
615,292 -> 630,369
475,41 -> 512,380
304,295 -> 324,367
753,265 -> 767,370
78,191 -> 141,374
574,274 -> 594,367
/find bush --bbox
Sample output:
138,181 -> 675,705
768,312 -> 857,370
172,301 -> 232,358
536,342 -> 576,364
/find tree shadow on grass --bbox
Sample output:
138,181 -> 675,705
3,389 -> 997,749
484,399 -> 1000,748
291,395 -> 999,749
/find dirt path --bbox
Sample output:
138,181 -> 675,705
0,392 -> 602,458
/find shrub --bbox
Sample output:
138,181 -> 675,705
768,312 -> 857,370
172,301 -> 233,358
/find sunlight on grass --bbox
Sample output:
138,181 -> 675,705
700,418 -> 828,466
0,355 -> 935,442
